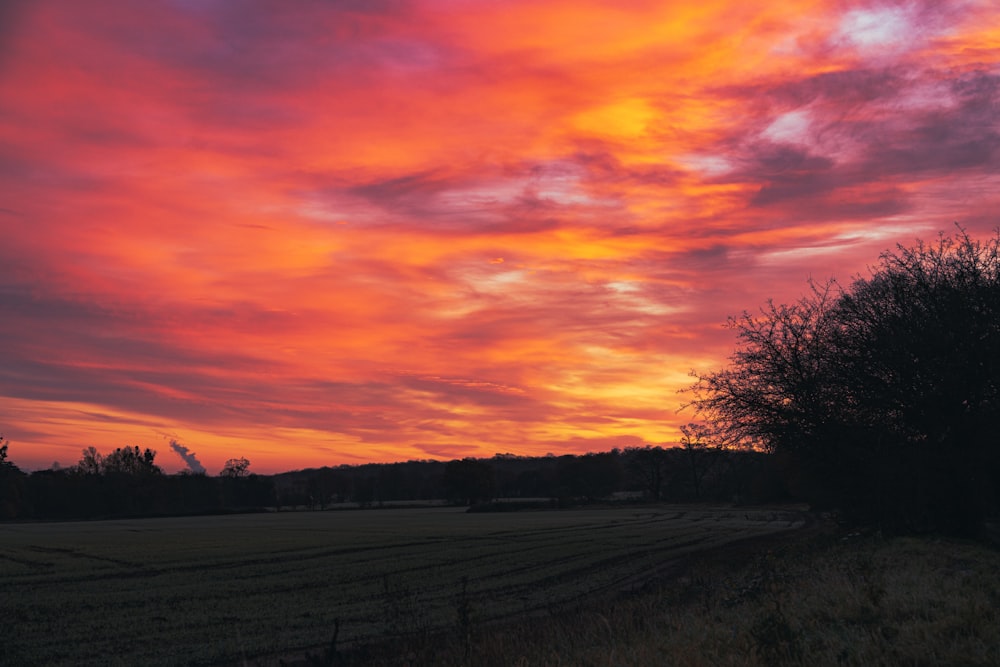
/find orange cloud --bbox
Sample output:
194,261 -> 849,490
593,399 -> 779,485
1,0 -> 998,472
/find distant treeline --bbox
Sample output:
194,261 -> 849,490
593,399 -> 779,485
0,444 -> 273,520
272,445 -> 787,509
0,441 -> 787,521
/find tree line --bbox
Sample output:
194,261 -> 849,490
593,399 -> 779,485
0,438 -> 787,521
0,443 -> 273,520
270,443 -> 784,510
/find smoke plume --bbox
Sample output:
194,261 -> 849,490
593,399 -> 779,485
169,439 -> 205,474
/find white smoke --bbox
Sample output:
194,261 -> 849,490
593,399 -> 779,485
169,439 -> 205,474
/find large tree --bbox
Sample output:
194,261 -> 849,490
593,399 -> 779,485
690,229 -> 1000,535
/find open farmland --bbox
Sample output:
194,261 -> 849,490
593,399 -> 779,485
0,505 -> 804,665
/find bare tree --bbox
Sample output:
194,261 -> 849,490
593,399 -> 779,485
77,446 -> 104,475
690,228 -> 1000,535
679,423 -> 717,500
102,446 -> 161,476
626,446 -> 670,501
220,457 -> 251,478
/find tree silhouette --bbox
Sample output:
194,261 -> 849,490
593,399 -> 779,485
625,446 -> 669,501
220,457 -> 251,478
443,458 -> 495,506
690,229 -> 1000,535
0,435 -> 27,519
75,446 -> 160,476
103,446 -> 161,476
77,446 -> 103,475
556,451 -> 623,500
67,446 -> 163,516
680,423 -> 717,500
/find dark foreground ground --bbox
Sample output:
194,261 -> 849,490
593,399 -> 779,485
300,515 -> 1000,667
3,505 -> 997,666
0,504 -> 801,665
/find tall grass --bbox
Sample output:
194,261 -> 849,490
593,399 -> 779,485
330,528 -> 1000,666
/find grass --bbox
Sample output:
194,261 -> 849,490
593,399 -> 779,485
0,504 -> 802,665
348,526 -> 1000,666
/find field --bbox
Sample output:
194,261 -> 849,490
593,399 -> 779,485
417,525 -> 1000,667
0,505 -> 804,665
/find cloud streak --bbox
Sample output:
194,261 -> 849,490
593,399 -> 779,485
1,0 -> 998,472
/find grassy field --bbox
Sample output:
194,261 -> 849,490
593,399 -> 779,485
0,505 -> 804,665
397,526 -> 1000,667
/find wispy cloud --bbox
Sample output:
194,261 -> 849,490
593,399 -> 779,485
0,0 -> 997,472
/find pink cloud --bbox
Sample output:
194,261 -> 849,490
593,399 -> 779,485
0,0 -> 997,472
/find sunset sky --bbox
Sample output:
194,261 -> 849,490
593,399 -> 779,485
2,0 -> 998,474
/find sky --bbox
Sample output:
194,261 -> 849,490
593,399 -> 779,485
1,0 -> 999,474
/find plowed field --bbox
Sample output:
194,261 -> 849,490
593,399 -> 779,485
0,505 -> 805,665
